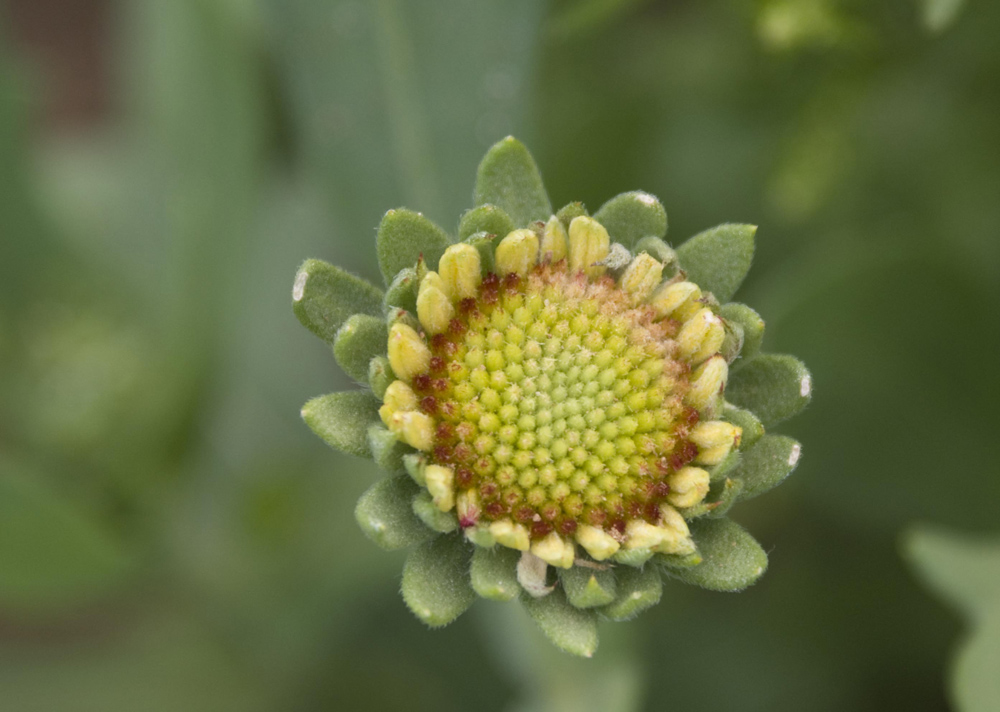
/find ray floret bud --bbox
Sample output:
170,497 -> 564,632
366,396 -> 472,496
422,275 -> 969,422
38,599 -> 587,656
294,136 -> 811,657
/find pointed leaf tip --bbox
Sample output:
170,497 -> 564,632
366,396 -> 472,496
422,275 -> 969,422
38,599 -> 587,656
293,259 -> 384,343
377,209 -> 452,285
301,391 -> 381,458
677,224 -> 756,303
474,137 -> 552,228
401,534 -> 475,628
593,191 -> 668,247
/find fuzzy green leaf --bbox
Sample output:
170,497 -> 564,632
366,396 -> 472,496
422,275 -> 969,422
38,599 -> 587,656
384,267 -> 418,313
301,391 -> 380,458
412,491 -> 459,534
377,209 -> 452,285
292,259 -> 384,343
474,136 -> 552,228
601,566 -> 662,621
722,402 -> 765,449
367,424 -> 410,474
705,478 -> 744,518
708,450 -> 742,482
458,204 -> 515,241
355,476 -> 435,551
676,224 -> 756,303
734,435 -> 801,501
611,548 -> 655,567
593,191 -> 668,247
953,605 -> 1000,712
904,528 -> 1000,618
726,354 -> 812,427
470,546 -> 521,601
556,201 -> 588,230
465,231 -> 498,275
719,318 -> 745,365
368,356 -> 394,400
521,588 -> 599,657
666,518 -> 767,592
333,314 -> 388,383
633,236 -> 678,274
560,566 -> 617,609
720,303 -> 765,366
401,534 -> 475,628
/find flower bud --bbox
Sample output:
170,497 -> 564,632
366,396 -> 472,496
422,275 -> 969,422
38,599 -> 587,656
388,410 -> 436,451
489,519 -> 530,551
568,216 -> 610,278
531,531 -> 575,569
495,229 -> 540,276
540,215 -> 568,263
666,466 -> 711,508
623,519 -> 668,549
439,243 -> 481,300
690,420 -> 742,465
388,322 -> 431,380
619,253 -> 664,301
656,504 -> 696,555
649,281 -> 700,319
379,380 -> 419,426
677,307 -> 725,365
575,524 -> 621,561
456,489 -> 481,526
685,355 -> 728,411
417,271 -> 454,334
424,464 -> 456,511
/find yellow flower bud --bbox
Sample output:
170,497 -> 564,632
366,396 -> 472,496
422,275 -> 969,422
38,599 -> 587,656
540,215 -> 568,263
690,420 -> 742,465
388,322 -> 431,381
574,524 -> 621,561
438,243 -> 481,300
619,253 -> 664,302
379,380 -> 419,426
623,519 -> 668,549
489,519 -> 530,551
568,216 -> 610,278
456,489 -> 481,525
417,271 -> 454,334
388,410 -> 436,451
685,355 -> 728,411
676,307 -> 725,365
649,281 -> 701,319
495,229 -> 540,276
530,531 -> 575,569
656,504 -> 696,555
424,464 -> 456,511
666,466 -> 711,508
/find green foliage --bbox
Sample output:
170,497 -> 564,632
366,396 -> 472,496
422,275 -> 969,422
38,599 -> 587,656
522,588 -> 599,658
401,534 -> 476,627
593,191 -> 668,247
733,434 -> 802,500
355,476 -> 435,551
458,204 -> 516,241
293,259 -> 384,343
664,519 -> 768,592
720,303 -> 765,366
474,136 -> 553,228
376,209 -> 452,284
726,354 -> 812,427
333,314 -> 388,383
470,546 -> 521,601
676,224 -> 756,303
300,391 -> 381,457
560,566 -> 618,608
601,566 -> 662,621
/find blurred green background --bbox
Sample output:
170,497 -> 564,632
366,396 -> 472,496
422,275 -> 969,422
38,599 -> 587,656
1,1 -> 998,710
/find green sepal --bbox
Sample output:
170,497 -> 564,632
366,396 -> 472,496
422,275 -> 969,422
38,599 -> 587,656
705,478 -> 744,518
612,547 -> 654,567
720,303 -> 765,366
726,354 -> 812,428
521,588 -> 599,658
458,204 -> 515,241
733,435 -> 801,501
387,306 -> 420,332
719,318 -> 745,365
560,566 -> 617,608
722,402 -> 765,449
412,491 -> 459,533
301,391 -> 380,458
368,356 -> 394,400
355,476 -> 435,551
333,314 -> 388,383
665,519 -> 767,592
384,267 -> 418,313
474,136 -> 552,228
292,259 -> 384,343
656,550 -> 703,570
676,224 -> 756,303
633,236 -> 679,276
593,191 -> 668,247
708,450 -> 741,482
470,546 -> 521,601
367,424 -> 410,474
401,533 -> 476,628
403,453 -> 426,486
377,209 -> 452,285
465,231 -> 498,275
600,566 -> 662,621
555,201 -> 588,230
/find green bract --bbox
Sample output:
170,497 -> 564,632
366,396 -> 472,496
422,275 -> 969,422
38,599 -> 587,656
292,137 -> 811,656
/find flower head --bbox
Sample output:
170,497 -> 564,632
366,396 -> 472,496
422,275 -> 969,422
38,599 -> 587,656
293,137 -> 811,656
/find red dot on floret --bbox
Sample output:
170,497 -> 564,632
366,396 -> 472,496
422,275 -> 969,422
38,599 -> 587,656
531,520 -> 554,538
485,501 -> 505,518
420,396 -> 438,415
412,374 -> 431,392
435,422 -> 453,440
480,481 -> 499,498
429,356 -> 446,373
455,467 -> 474,488
514,506 -> 535,523
558,519 -> 578,536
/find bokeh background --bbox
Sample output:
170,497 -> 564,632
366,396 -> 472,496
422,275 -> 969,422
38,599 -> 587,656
1,1 -> 998,710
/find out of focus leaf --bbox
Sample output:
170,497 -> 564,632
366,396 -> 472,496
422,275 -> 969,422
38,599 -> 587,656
904,528 -> 1000,619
